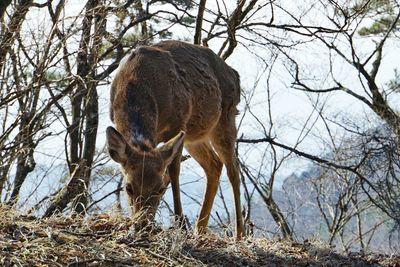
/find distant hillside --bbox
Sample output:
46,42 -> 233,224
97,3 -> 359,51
0,207 -> 399,266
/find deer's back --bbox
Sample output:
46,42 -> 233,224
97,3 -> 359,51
111,41 -> 240,147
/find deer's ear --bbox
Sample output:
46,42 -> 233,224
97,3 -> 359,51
159,131 -> 185,166
106,126 -> 128,164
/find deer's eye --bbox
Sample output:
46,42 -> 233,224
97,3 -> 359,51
125,184 -> 134,195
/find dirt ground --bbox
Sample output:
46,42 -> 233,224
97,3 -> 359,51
0,207 -> 399,266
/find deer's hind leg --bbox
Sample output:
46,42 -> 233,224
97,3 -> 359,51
186,141 -> 223,235
211,113 -> 244,239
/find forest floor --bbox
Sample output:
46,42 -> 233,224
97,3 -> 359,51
0,206 -> 399,267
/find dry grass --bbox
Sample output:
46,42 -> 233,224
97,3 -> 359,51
0,206 -> 399,267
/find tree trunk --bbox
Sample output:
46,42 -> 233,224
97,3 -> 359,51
0,0 -> 33,70
241,162 -> 293,240
194,0 -> 207,45
73,86 -> 99,213
262,193 -> 293,240
43,92 -> 99,217
43,0 -> 101,217
0,0 -> 12,20
8,149 -> 35,204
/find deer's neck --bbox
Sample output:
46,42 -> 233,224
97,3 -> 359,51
117,82 -> 158,151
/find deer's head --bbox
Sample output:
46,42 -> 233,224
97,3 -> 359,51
106,126 -> 185,229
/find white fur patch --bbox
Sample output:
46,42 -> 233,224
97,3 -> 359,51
156,142 -> 165,148
135,133 -> 146,144
132,134 -> 153,149
118,53 -> 131,70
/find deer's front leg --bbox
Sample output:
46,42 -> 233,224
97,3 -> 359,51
167,152 -> 185,227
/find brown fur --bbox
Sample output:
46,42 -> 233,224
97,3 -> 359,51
107,40 -> 244,238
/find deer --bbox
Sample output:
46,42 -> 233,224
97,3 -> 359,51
106,40 -> 244,239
